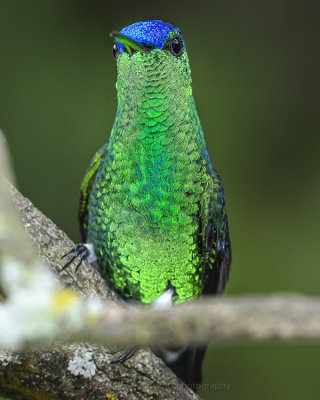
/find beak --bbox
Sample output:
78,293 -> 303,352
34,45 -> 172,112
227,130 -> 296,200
110,31 -> 150,55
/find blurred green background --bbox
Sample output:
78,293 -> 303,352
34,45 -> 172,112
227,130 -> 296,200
0,0 -> 319,398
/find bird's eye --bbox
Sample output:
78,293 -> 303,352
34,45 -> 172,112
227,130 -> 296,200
164,36 -> 183,57
113,43 -> 120,59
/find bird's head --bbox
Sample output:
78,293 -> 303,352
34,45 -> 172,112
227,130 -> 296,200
110,20 -> 192,101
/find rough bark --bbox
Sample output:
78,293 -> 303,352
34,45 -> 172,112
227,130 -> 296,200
10,185 -> 119,304
1,344 -> 196,400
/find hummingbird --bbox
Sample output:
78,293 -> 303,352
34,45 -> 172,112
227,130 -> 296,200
63,20 -> 231,386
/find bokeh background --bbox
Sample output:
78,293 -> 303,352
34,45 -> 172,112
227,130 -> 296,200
1,0 -> 319,398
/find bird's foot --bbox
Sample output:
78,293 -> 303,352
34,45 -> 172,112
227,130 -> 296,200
61,243 -> 90,272
111,346 -> 139,364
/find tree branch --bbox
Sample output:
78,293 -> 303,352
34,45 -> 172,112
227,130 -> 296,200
1,344 -> 196,400
10,184 -> 119,303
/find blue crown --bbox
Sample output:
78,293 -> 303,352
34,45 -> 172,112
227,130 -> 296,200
117,20 -> 180,53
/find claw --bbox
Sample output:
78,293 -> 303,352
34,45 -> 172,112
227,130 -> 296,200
111,346 -> 139,364
62,254 -> 77,268
61,244 -> 89,271
61,247 -> 75,258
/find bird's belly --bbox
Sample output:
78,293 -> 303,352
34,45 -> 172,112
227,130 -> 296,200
87,193 -> 203,303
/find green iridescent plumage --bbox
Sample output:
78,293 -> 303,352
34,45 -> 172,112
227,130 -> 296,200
79,21 -> 231,305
